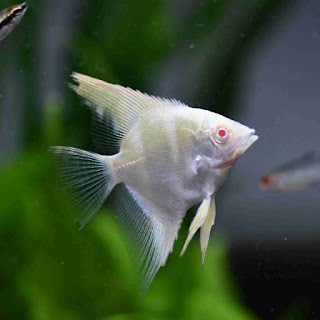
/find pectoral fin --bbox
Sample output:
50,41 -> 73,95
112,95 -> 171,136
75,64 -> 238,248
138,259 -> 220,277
180,197 -> 211,257
200,195 -> 216,264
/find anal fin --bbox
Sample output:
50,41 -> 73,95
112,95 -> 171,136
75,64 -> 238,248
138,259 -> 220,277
113,184 -> 184,292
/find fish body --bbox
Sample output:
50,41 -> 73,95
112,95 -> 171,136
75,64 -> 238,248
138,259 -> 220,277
115,107 -> 230,208
260,150 -> 320,192
51,73 -> 258,290
0,2 -> 27,42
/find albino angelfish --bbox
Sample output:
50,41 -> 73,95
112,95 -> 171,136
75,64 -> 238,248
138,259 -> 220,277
0,2 -> 28,42
50,73 -> 258,290
260,150 -> 320,192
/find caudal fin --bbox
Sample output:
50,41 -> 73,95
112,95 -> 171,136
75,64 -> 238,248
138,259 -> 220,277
49,146 -> 116,228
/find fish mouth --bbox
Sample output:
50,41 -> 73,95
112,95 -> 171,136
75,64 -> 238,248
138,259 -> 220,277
240,129 -> 258,152
248,129 -> 258,143
21,3 -> 28,11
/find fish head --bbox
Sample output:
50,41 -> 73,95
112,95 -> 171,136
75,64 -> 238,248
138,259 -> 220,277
200,113 -> 258,169
259,173 -> 281,191
0,2 -> 28,42
0,2 -> 28,21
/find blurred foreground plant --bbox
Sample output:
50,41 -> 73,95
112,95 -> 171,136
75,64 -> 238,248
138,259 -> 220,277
0,148 -> 257,320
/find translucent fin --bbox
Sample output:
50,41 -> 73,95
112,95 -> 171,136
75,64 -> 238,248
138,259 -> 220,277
180,197 -> 211,257
69,72 -> 187,150
200,196 -> 216,264
49,146 -> 116,228
90,108 -> 119,154
113,184 -> 183,292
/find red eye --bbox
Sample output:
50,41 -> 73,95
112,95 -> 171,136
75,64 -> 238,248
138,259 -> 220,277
261,176 -> 272,185
218,128 -> 227,138
214,127 -> 230,144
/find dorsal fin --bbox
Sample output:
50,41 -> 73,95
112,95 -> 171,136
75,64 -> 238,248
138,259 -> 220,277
69,72 -> 187,151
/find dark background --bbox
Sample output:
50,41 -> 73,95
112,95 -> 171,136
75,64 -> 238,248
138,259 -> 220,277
0,0 -> 319,319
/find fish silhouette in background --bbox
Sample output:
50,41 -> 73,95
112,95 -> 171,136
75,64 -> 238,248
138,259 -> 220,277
50,73 -> 258,290
260,150 -> 320,192
0,2 -> 28,42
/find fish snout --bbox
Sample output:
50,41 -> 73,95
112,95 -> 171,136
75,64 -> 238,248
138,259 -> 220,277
236,128 -> 258,155
259,174 -> 277,190
248,128 -> 258,142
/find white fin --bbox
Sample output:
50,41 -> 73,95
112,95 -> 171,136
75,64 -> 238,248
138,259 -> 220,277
49,146 -> 116,228
180,197 -> 211,257
69,72 -> 187,151
200,195 -> 216,264
112,184 -> 184,292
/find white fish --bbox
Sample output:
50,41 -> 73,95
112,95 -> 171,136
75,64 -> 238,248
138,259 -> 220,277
259,150 -> 320,192
50,73 -> 258,290
0,2 -> 28,42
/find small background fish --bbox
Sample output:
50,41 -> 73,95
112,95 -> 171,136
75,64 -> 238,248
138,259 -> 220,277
259,150 -> 320,192
50,73 -> 258,290
0,2 -> 27,42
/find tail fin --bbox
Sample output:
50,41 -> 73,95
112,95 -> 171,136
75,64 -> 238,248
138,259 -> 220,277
49,146 -> 116,228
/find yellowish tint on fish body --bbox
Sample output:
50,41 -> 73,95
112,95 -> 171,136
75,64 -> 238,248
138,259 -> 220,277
50,73 -> 258,291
